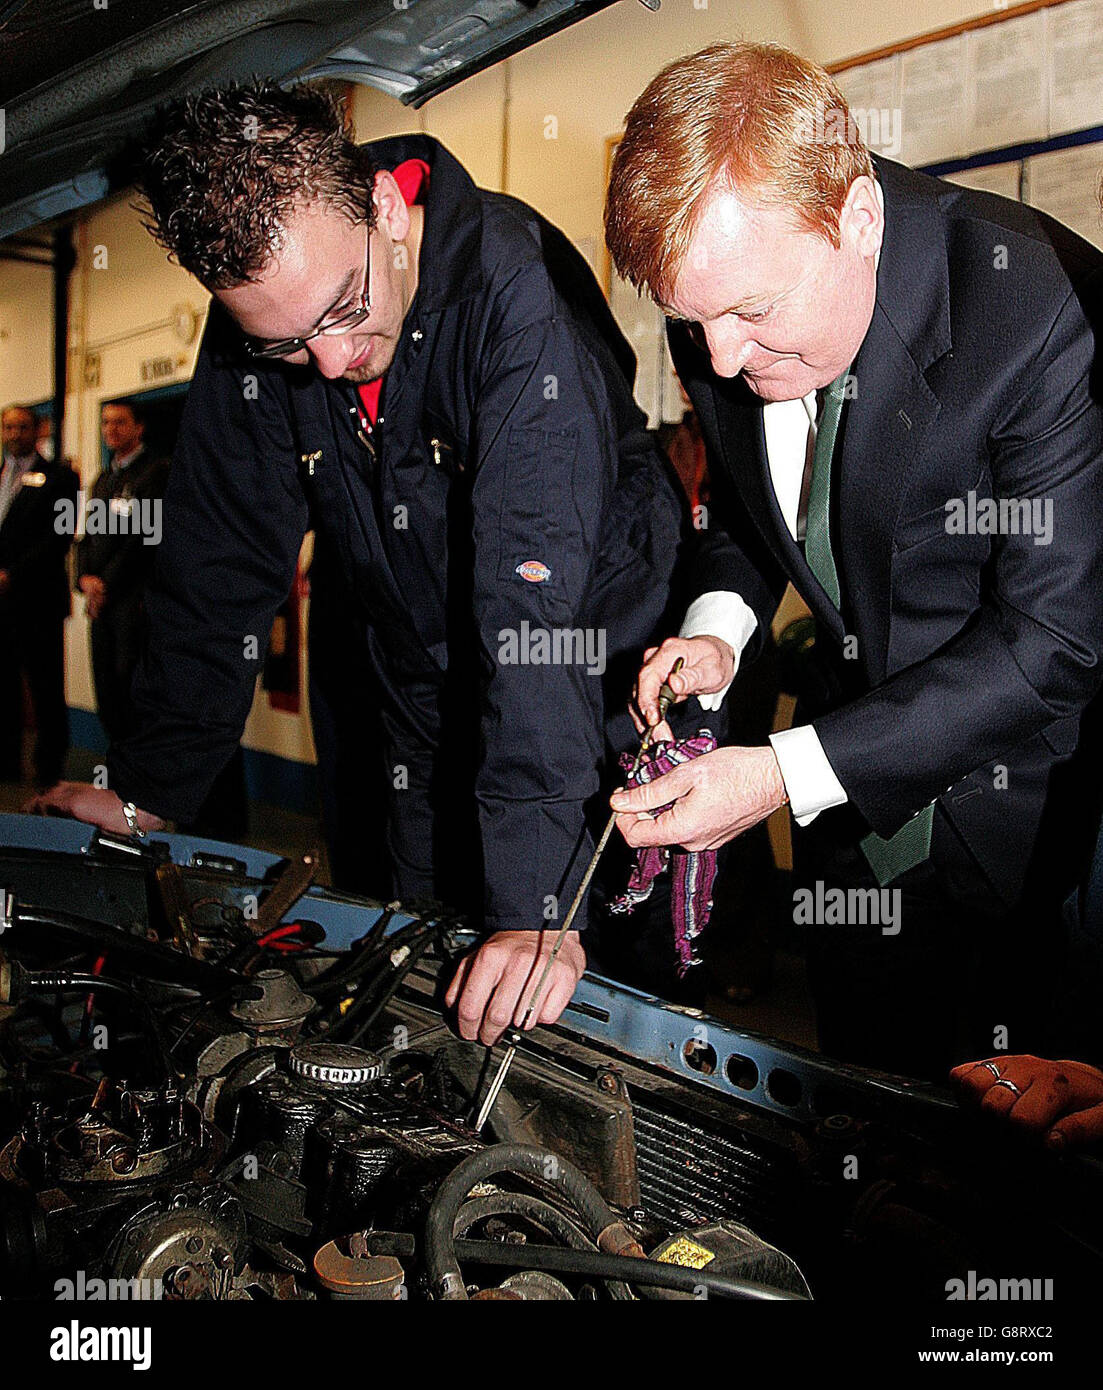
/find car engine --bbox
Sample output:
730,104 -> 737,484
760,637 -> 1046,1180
0,819 -> 1099,1303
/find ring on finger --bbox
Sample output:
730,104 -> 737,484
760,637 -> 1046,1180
991,1078 -> 1023,1099
979,1061 -> 1002,1080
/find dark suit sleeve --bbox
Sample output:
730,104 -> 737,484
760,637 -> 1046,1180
468,269 -> 621,934
106,333 -> 309,822
668,322 -> 789,657
814,283 -> 1103,836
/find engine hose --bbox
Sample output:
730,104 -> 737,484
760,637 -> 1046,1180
453,1194 -> 633,1301
453,1239 -> 807,1301
425,1143 -> 638,1300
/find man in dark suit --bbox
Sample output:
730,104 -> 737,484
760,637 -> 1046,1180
605,42 -> 1103,1079
76,399 -> 169,742
0,404 -> 79,785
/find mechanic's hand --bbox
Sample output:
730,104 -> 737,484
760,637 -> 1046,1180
78,574 -> 107,620
24,783 -> 165,836
444,929 -> 586,1046
950,1055 -> 1103,1151
0,569 -> 10,597
632,635 -> 735,743
611,744 -> 787,853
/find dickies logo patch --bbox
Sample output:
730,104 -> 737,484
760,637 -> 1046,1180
515,560 -> 551,584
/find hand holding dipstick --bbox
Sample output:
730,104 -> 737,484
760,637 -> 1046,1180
472,659 -> 685,1132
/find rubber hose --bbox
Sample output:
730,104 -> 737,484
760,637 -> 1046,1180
425,1143 -> 624,1300
453,1239 -> 807,1300
452,1192 -> 632,1300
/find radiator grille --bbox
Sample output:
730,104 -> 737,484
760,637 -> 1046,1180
632,1102 -> 799,1241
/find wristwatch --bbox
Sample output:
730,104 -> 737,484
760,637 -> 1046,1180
120,801 -> 146,839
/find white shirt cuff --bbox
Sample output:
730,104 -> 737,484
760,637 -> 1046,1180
768,724 -> 849,826
678,591 -> 758,711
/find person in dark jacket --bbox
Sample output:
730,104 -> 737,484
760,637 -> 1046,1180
76,399 -> 170,742
0,404 -> 78,785
306,529 -> 391,900
30,82 -> 686,1044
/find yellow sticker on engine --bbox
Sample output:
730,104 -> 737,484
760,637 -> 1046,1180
657,1237 -> 716,1270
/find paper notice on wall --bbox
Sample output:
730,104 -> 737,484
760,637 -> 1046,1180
941,162 -> 1022,200
900,36 -> 970,167
834,55 -> 903,160
1047,0 -> 1103,137
967,12 -> 1047,152
1024,144 -> 1103,248
608,276 -> 679,427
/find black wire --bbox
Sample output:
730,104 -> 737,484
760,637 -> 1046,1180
309,919 -> 440,1032
167,983 -> 244,1060
324,920 -> 442,1042
335,927 -> 441,1044
307,915 -> 433,1001
303,906 -> 399,993
14,906 -> 246,992
334,913 -> 438,977
30,975 -> 178,1081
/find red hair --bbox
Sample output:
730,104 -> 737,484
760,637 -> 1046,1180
605,42 -> 875,302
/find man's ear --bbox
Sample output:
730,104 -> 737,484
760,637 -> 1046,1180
839,175 -> 883,260
372,170 -> 412,243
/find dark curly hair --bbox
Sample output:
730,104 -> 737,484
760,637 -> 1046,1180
137,80 -> 378,289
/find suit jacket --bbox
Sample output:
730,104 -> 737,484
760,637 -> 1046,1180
0,453 -> 78,624
672,156 -> 1103,905
76,447 -> 169,613
108,134 -> 687,934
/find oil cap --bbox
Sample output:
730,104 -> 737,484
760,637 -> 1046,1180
288,1043 -> 384,1088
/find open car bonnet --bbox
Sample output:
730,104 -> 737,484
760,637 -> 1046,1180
0,0 -> 628,239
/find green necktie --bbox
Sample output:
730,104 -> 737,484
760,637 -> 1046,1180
803,368 -> 934,886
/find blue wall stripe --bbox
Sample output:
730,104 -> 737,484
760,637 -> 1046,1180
920,123 -> 1103,178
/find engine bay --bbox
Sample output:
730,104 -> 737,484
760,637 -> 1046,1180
1,815 -> 1100,1303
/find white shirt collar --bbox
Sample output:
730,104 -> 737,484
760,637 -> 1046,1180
112,444 -> 145,471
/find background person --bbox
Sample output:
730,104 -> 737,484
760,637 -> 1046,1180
0,404 -> 77,787
76,399 -> 170,742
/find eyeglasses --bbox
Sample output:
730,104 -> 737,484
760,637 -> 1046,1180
244,217 -> 372,360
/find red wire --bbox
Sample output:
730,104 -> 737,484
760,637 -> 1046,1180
70,954 -> 107,1073
83,955 -> 105,1020
255,923 -> 308,951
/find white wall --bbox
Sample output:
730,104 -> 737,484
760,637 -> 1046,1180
0,255 -> 54,409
